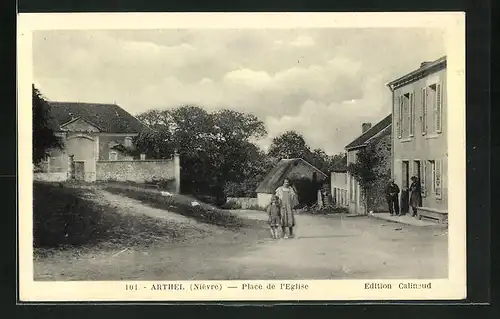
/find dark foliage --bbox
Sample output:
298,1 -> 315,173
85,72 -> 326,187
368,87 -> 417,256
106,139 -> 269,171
347,145 -> 385,211
288,176 -> 322,207
32,85 -> 62,164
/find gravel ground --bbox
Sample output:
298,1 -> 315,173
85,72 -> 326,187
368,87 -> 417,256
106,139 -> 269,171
34,189 -> 448,281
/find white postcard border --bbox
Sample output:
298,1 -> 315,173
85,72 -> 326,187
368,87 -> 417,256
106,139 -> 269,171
17,12 -> 466,302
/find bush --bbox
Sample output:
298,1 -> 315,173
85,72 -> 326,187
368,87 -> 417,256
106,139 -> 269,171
300,204 -> 348,215
223,180 -> 259,198
220,201 -> 242,209
246,204 -> 266,211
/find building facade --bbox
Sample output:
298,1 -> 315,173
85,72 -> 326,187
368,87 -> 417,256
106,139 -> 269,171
387,56 -> 447,222
345,115 -> 392,215
330,170 -> 348,207
34,101 -> 180,191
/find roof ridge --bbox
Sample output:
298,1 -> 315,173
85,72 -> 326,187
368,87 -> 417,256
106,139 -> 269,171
345,114 -> 392,150
49,101 -> 118,106
349,113 -> 391,141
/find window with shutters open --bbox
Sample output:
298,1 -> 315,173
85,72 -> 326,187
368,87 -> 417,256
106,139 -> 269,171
421,160 -> 427,197
421,87 -> 428,135
435,159 -> 442,199
396,96 -> 402,138
435,82 -> 443,133
409,91 -> 415,137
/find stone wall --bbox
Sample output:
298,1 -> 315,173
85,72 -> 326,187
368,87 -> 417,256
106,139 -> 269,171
96,158 -> 179,188
33,172 -> 68,182
257,193 -> 273,208
226,197 -> 259,209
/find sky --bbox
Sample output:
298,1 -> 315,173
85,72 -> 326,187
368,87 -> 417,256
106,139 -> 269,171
33,28 -> 446,155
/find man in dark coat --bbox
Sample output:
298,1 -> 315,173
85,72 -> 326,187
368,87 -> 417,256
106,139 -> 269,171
385,179 -> 400,216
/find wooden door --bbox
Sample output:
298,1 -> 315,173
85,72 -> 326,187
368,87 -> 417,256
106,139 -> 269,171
74,161 -> 85,180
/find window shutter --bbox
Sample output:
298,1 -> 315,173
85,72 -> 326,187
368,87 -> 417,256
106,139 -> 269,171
421,87 -> 427,135
421,161 -> 427,197
435,159 -> 442,199
409,92 -> 415,136
396,96 -> 402,138
436,83 -> 443,133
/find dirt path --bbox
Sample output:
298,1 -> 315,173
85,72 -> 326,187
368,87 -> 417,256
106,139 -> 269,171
97,190 -> 220,233
34,190 -> 448,281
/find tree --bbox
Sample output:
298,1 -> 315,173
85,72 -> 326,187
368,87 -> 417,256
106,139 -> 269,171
309,148 -> 330,173
32,85 -> 62,165
331,152 -> 348,171
135,105 -> 269,204
268,131 -> 312,160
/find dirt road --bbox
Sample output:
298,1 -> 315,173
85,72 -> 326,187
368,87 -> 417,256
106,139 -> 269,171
34,190 -> 448,281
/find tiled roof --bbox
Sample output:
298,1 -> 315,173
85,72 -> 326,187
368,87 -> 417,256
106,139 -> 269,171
345,114 -> 392,150
47,101 -> 146,134
255,158 -> 326,194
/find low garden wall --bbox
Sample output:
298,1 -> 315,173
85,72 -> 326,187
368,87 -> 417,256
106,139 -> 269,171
33,172 -> 68,182
96,159 -> 178,186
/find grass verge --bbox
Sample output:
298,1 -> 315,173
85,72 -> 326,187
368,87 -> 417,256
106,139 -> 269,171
101,182 -> 251,230
33,182 -> 196,253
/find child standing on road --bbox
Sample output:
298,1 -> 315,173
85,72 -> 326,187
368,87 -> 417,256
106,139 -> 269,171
266,196 -> 281,239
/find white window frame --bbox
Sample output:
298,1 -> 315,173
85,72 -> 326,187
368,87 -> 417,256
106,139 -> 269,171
124,136 -> 133,148
435,82 -> 443,134
421,160 -> 427,197
109,151 -> 118,161
421,87 -> 428,135
409,91 -> 415,137
397,96 -> 402,139
428,160 -> 436,196
435,159 -> 442,199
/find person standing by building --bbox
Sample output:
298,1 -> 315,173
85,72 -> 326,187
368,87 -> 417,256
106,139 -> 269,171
275,178 -> 299,238
385,179 -> 400,216
409,176 -> 422,217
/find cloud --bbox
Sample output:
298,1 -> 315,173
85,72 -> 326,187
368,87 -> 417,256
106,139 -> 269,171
289,35 -> 315,47
33,28 -> 446,154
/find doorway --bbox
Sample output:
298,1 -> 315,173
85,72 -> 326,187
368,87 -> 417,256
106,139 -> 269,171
402,161 -> 409,189
74,161 -> 85,181
413,160 -> 421,181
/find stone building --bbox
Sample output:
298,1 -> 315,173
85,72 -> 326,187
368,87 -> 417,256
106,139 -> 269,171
330,169 -> 348,207
345,114 -> 392,215
34,101 -> 180,192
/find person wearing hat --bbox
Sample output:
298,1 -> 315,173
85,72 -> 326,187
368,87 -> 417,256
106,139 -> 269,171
409,176 -> 422,217
385,178 -> 400,216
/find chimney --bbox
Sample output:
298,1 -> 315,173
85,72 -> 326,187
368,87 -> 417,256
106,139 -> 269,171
420,61 -> 432,68
362,123 -> 372,134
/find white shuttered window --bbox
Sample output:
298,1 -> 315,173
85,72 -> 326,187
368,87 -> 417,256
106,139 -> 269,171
421,87 -> 428,135
397,96 -> 402,138
421,161 -> 427,197
435,159 -> 442,199
409,92 -> 415,136
435,83 -> 443,133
